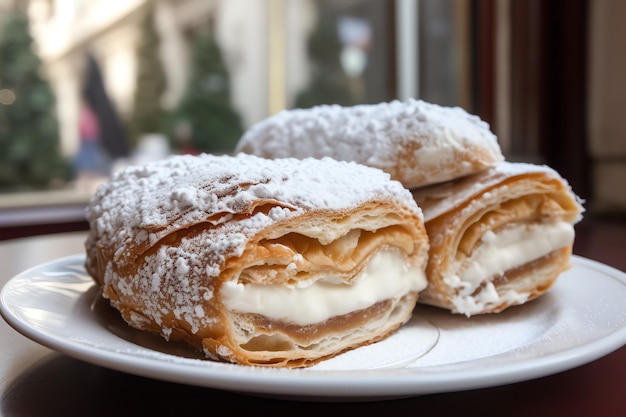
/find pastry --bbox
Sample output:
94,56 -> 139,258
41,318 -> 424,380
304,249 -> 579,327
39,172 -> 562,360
85,153 -> 430,367
411,161 -> 584,316
235,98 -> 504,188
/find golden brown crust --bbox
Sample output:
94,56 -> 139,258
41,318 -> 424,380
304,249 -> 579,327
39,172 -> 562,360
412,161 -> 584,316
85,153 -> 429,367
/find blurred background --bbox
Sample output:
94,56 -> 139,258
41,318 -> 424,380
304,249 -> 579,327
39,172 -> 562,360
0,0 -> 624,239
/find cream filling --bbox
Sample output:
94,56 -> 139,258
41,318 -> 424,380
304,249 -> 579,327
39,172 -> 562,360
445,221 -> 575,315
220,250 -> 427,326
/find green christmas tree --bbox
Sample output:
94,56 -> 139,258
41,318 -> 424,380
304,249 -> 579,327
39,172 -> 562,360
128,2 -> 167,146
0,11 -> 70,191
171,27 -> 243,154
294,10 -> 356,108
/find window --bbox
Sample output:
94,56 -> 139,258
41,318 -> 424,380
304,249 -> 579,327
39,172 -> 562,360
0,0 -> 503,239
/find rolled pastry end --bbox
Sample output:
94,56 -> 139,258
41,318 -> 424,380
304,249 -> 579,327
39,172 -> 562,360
413,161 -> 584,316
203,205 -> 430,367
216,244 -> 427,367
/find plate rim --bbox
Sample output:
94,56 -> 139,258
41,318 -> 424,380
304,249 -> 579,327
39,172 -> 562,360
1,254 -> 626,400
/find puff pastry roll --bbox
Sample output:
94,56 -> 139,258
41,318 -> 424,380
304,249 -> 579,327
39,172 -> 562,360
235,99 -> 504,189
85,153 -> 429,368
411,161 -> 584,316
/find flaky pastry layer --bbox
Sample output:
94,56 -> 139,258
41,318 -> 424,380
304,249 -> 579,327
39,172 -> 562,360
412,161 -> 584,316
85,153 -> 429,367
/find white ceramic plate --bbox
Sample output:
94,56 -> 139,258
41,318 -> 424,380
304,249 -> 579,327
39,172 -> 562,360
1,254 -> 625,401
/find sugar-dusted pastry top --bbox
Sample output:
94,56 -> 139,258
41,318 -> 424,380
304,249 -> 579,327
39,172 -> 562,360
84,153 -> 430,367
235,98 -> 504,188
85,152 -> 423,281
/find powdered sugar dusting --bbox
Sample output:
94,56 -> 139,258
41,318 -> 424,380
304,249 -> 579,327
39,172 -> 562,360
85,153 -> 423,343
87,153 -> 420,265
235,98 -> 503,188
237,99 -> 496,160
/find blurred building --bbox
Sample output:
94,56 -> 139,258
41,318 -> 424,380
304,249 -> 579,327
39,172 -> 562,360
24,0 -> 305,157
0,0 -> 625,214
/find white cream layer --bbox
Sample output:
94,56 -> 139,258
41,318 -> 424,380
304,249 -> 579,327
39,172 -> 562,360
221,250 -> 427,326
446,220 -> 575,315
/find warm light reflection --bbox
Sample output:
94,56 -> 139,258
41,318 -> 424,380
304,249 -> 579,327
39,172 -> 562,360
0,89 -> 16,105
